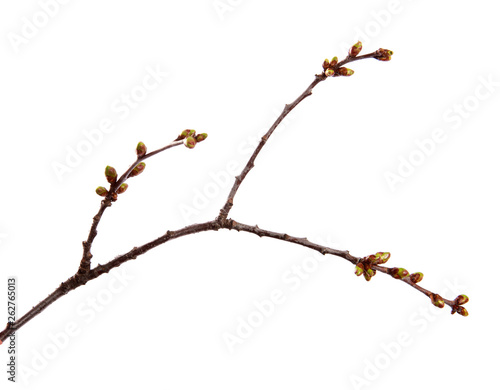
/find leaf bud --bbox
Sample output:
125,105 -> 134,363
349,41 -> 362,57
116,183 -> 128,194
354,263 -> 364,276
130,162 -> 146,177
337,67 -> 354,76
454,294 -> 469,305
95,186 -> 108,197
105,166 -> 117,184
430,293 -> 445,308
136,142 -> 147,157
196,133 -> 208,142
410,272 -> 424,283
184,136 -> 197,149
390,267 -> 409,280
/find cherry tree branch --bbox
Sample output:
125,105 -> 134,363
0,42 -> 469,347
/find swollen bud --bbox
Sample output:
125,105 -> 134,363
354,263 -> 364,276
349,41 -> 362,57
330,56 -> 338,66
456,306 -> 469,317
322,59 -> 330,70
390,267 -> 409,280
184,136 -> 197,149
454,294 -> 469,305
325,68 -> 335,77
337,67 -> 354,76
130,162 -> 146,177
410,272 -> 424,283
95,186 -> 108,197
105,166 -> 117,184
136,142 -> 147,157
375,48 -> 393,61
175,129 -> 196,141
430,293 -> 445,308
374,252 -> 391,264
116,183 -> 128,194
363,268 -> 375,281
196,133 -> 208,142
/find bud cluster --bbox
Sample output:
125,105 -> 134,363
451,294 -> 469,317
175,129 -> 208,149
354,252 -> 390,281
322,54 -> 354,78
375,48 -> 393,61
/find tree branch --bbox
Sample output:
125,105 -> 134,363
0,42 -> 469,347
77,140 -> 184,275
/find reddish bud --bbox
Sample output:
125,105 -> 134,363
330,56 -> 338,66
95,186 -> 108,197
349,41 -> 362,57
130,162 -> 146,177
410,272 -> 424,284
322,59 -> 330,70
454,294 -> 469,305
354,263 -> 364,276
390,267 -> 409,280
375,48 -> 393,61
337,67 -> 354,76
110,192 -> 118,202
116,183 -> 128,194
136,142 -> 147,157
105,166 -> 117,184
184,136 -> 197,149
196,133 -> 208,142
456,306 -> 469,317
430,293 -> 445,308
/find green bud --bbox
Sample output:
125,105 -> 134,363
337,67 -> 354,76
130,162 -> 146,177
454,294 -> 469,305
330,56 -> 338,66
390,267 -> 409,280
374,252 -> 391,264
430,293 -> 445,308
136,142 -> 147,157
354,263 -> 364,276
175,129 -> 196,141
95,186 -> 108,197
410,272 -> 424,283
184,136 -> 197,149
116,183 -> 128,194
105,166 -> 117,184
196,133 -> 208,142
325,68 -> 335,77
349,41 -> 362,57
363,268 -> 375,281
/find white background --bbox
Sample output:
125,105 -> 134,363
1,1 -> 498,389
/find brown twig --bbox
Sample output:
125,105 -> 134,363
77,140 -> 183,275
217,48 -> 390,222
